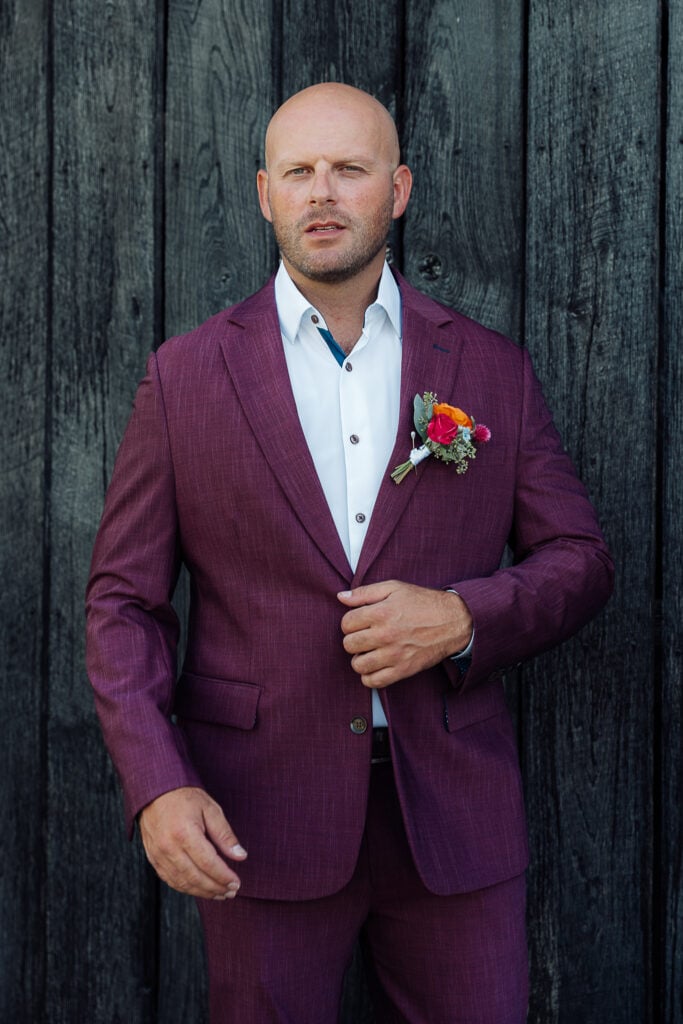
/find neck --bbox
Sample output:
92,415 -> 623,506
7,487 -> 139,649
283,252 -> 386,354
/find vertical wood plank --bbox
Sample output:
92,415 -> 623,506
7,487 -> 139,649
0,2 -> 49,1017
524,4 -> 659,1020
661,0 -> 683,1019
165,0 -> 277,341
279,1 -> 401,117
402,0 -> 525,337
161,3 -> 277,1019
49,1 -> 161,1019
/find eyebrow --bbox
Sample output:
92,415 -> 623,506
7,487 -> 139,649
272,154 -> 383,172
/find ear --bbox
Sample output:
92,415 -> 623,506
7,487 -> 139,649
391,164 -> 413,220
256,169 -> 272,222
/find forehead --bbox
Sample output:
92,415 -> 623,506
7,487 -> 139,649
266,96 -> 394,169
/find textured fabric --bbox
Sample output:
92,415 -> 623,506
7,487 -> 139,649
85,269 -> 614,901
197,764 -> 527,1024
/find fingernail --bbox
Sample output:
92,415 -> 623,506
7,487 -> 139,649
338,590 -> 352,598
230,844 -> 247,858
227,881 -> 240,892
212,893 -> 228,901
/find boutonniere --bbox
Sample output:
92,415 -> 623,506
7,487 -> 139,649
391,392 -> 491,484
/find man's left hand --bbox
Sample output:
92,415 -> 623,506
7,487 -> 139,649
338,581 -> 473,688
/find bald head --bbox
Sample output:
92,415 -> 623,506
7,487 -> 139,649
264,83 -> 401,172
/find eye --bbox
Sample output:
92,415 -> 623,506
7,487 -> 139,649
286,167 -> 310,176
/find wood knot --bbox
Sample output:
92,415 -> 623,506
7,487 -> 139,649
418,254 -> 442,280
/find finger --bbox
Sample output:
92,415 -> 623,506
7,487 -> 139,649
202,802 -> 248,862
144,815 -> 241,894
358,664 -> 401,689
153,831 -> 244,897
340,596 -> 395,637
349,643 -> 398,674
182,826 -> 241,885
337,580 -> 397,608
154,846 -> 241,900
342,625 -> 377,653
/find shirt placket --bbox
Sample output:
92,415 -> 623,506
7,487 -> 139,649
338,334 -> 374,572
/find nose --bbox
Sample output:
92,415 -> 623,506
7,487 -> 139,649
308,167 -> 336,205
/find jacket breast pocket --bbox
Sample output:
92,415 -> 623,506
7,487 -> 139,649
173,672 -> 261,730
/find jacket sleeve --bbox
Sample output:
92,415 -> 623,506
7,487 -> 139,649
444,347 -> 614,689
85,352 -> 204,837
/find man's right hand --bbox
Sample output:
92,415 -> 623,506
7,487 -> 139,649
138,786 -> 247,900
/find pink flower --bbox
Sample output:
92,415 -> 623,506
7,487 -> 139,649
472,424 -> 491,443
427,413 -> 459,445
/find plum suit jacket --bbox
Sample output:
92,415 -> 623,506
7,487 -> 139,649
85,270 -> 613,901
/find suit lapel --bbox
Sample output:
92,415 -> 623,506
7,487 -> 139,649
353,278 -> 466,584
216,274 -> 466,586
217,280 -> 353,582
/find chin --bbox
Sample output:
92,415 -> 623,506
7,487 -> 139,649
290,249 -> 386,285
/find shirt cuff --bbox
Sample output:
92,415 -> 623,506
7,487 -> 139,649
451,630 -> 474,660
446,589 -> 474,661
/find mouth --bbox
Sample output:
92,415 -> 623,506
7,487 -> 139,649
304,221 -> 346,234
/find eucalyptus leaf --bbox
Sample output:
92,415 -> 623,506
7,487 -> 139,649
413,393 -> 428,441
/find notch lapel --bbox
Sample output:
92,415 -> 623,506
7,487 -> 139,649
217,282 -> 353,583
353,281 -> 466,584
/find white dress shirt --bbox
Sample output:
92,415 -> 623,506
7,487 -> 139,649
275,260 -> 401,727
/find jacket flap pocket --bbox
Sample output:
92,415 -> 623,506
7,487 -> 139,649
174,672 -> 261,730
443,678 -> 507,733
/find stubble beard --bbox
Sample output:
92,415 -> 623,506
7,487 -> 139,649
271,193 -> 395,284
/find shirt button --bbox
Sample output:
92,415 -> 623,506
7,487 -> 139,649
345,362 -> 353,372
311,314 -> 319,324
349,434 -> 360,445
350,717 -> 368,735
355,513 -> 366,524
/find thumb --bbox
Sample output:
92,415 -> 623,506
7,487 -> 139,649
337,581 -> 396,608
202,801 -> 247,862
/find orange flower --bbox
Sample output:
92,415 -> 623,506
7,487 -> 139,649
432,403 -> 472,430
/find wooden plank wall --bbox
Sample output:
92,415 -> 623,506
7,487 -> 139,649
0,0 -> 678,1020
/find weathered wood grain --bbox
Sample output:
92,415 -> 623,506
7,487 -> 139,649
0,2 -> 49,1018
165,0 -> 277,340
402,0 -> 525,338
48,1 -> 161,1019
524,3 -> 659,1021
661,0 -> 683,1020
280,0 -> 400,110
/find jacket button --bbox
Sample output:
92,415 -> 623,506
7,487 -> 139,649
350,716 -> 368,735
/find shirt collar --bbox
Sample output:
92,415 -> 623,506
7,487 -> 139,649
274,260 -> 402,344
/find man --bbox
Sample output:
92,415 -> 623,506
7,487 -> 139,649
86,83 -> 613,1023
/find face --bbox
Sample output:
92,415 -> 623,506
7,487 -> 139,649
257,86 -> 412,285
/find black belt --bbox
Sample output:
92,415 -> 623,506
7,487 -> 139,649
371,727 -> 391,765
